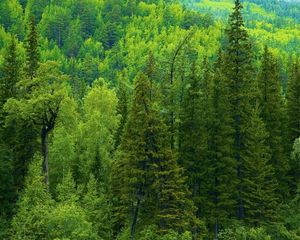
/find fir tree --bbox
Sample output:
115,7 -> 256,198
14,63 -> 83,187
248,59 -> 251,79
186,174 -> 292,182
258,46 -> 289,197
223,0 -> 256,220
25,16 -> 40,80
242,104 -> 278,226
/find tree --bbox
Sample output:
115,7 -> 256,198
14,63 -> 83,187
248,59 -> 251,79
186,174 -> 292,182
0,36 -> 22,113
258,46 -> 288,197
286,59 -> 300,194
10,157 -> 54,239
223,0 -> 257,220
112,73 -> 199,239
242,104 -> 278,226
178,61 -> 210,220
115,79 -> 130,149
74,79 -> 119,184
25,17 -> 40,80
5,61 -> 69,186
82,175 -> 113,240
204,52 -> 236,238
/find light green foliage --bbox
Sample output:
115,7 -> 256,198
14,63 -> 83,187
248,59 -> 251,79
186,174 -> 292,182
10,157 -> 54,239
47,203 -> 99,240
82,175 -> 112,239
219,226 -> 271,240
74,79 -> 119,183
4,61 -> 69,127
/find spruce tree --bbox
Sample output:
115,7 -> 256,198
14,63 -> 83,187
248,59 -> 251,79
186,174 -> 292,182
112,72 -> 198,239
286,58 -> 300,194
204,52 -> 237,238
223,0 -> 256,220
115,79 -> 129,149
242,104 -> 278,226
258,46 -> 289,197
25,16 -> 40,79
0,36 -> 22,117
178,60 -> 211,219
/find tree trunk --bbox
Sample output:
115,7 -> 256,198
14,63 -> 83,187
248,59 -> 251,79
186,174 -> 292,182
41,127 -> 49,186
130,198 -> 141,240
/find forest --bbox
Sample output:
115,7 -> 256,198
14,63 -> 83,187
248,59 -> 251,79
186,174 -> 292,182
0,0 -> 300,239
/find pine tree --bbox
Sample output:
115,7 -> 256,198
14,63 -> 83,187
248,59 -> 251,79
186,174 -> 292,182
258,46 -> 289,197
112,73 -> 198,239
223,0 -> 256,220
242,104 -> 278,226
25,16 -> 40,79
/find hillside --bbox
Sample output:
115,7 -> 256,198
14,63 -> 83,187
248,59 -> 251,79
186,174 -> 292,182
0,0 -> 300,240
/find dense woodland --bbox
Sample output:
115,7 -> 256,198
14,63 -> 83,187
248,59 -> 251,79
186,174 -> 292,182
0,0 -> 300,239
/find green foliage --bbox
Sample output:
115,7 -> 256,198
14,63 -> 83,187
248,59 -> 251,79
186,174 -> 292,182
47,203 -> 99,240
1,0 -> 300,239
10,157 -> 54,239
242,104 -> 278,226
219,226 -> 271,240
258,46 -> 288,197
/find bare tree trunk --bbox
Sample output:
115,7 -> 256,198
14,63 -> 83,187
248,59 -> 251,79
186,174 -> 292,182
41,127 -> 49,186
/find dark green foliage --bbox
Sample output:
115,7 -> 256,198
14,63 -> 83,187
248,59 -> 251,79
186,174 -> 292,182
112,73 -> 199,238
25,17 -> 39,79
223,0 -> 257,220
204,53 -> 237,236
0,36 -> 22,111
242,104 -> 278,226
258,46 -> 289,197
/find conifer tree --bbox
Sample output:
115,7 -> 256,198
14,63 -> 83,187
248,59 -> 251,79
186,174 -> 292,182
25,16 -> 40,79
258,46 -> 289,197
242,104 -> 278,226
223,0 -> 256,219
178,61 -> 211,218
0,36 -> 22,113
204,52 -> 236,238
82,175 -> 112,240
286,58 -> 300,194
112,72 -> 198,239
287,58 -> 300,150
115,79 -> 129,149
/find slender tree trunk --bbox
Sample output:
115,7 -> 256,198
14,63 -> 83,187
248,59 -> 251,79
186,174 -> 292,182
130,198 -> 141,240
41,127 -> 49,186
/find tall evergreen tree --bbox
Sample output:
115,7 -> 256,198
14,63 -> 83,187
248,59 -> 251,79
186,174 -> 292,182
223,0 -> 256,220
242,104 -> 278,226
0,36 -> 22,218
258,46 -> 289,197
178,60 -> 211,218
204,53 -> 237,238
286,58 -> 300,194
25,16 -> 40,80
115,79 -> 129,149
112,72 -> 198,239
0,36 -> 22,114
